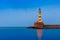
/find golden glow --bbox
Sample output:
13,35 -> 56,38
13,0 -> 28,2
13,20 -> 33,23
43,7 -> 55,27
38,13 -> 41,16
38,15 -> 41,17
38,8 -> 42,22
37,29 -> 42,40
38,19 -> 42,22
38,18 -> 42,19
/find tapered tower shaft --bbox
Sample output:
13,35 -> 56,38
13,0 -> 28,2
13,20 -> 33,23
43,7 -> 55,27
38,8 -> 42,22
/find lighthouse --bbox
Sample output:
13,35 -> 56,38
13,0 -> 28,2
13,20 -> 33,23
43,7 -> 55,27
28,8 -> 60,29
34,8 -> 44,28
38,8 -> 42,22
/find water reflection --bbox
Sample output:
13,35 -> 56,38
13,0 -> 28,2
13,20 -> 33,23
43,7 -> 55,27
37,29 -> 43,40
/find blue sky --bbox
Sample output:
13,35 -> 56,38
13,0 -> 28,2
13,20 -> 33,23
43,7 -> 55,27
0,0 -> 60,27
0,0 -> 60,9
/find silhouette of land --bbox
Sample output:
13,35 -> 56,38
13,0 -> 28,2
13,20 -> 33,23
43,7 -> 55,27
27,25 -> 60,29
44,25 -> 60,28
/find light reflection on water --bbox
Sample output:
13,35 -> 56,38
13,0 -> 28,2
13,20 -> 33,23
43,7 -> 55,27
37,29 -> 43,40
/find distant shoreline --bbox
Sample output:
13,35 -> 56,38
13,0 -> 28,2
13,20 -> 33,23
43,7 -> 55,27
27,25 -> 60,29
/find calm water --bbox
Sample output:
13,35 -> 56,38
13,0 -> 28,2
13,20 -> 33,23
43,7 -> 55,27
0,27 -> 60,40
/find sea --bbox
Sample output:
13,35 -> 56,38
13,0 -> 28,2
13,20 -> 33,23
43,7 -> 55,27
0,27 -> 60,40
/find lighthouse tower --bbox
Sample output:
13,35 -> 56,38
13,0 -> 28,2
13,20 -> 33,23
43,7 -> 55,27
34,8 -> 44,28
38,8 -> 42,22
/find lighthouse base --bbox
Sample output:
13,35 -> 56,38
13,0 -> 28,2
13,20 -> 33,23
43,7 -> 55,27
34,22 -> 44,28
